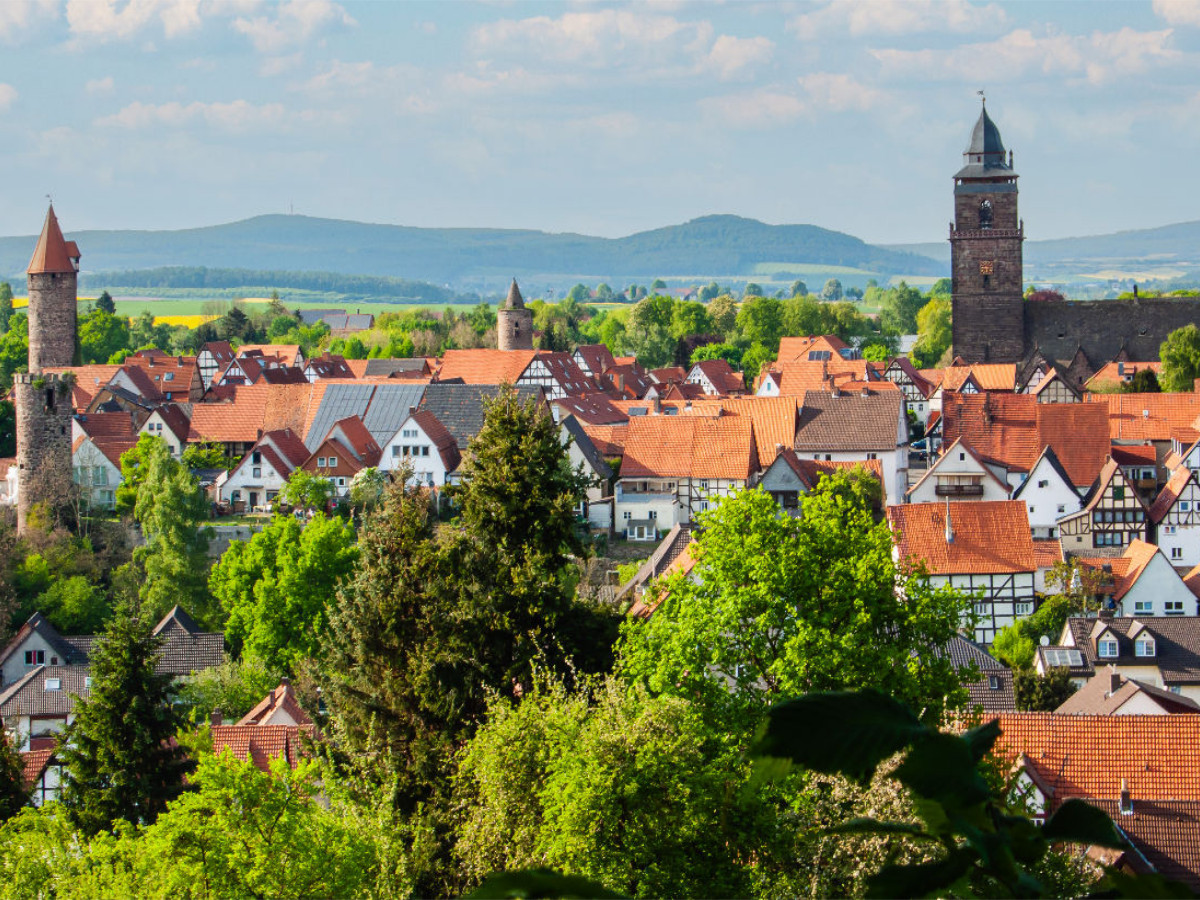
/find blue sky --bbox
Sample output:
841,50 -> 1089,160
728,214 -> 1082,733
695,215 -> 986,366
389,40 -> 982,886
2,0 -> 1199,246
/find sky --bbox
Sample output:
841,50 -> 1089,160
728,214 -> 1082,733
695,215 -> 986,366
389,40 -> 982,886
2,0 -> 1200,246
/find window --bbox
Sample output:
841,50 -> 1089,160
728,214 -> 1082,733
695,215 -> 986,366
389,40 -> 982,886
988,675 -> 1001,691
1037,480 -> 1048,488
252,451 -> 261,464
316,457 -> 325,468
1166,600 -> 1185,616
336,477 -> 346,487
648,510 -> 657,520
44,678 -> 60,692
1142,469 -> 1155,480
1098,638 -> 1119,658
1171,685 -> 1183,695
959,452 -> 966,461
1113,486 -> 1125,500
252,467 -> 262,479
623,511 -> 632,520
700,480 -> 710,490
24,650 -> 44,667
1135,637 -> 1156,657
1134,600 -> 1153,615
402,429 -> 417,438
392,446 -> 402,457
422,446 -> 430,457
1057,504 -> 1066,514
866,452 -> 877,460
1184,501 -> 1193,512
1016,602 -> 1033,616
1172,547 -> 1183,559
1164,525 -> 1178,535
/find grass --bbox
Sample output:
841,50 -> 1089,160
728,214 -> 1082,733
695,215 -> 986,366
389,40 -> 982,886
751,262 -> 878,277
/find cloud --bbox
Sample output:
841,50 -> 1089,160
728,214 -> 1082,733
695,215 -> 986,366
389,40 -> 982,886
790,0 -> 1006,40
871,27 -> 1180,85
700,88 -> 806,128
707,34 -> 773,80
65,0 -> 205,41
797,72 -> 882,111
444,64 -> 578,97
0,84 -> 17,112
0,0 -> 56,41
86,76 -> 115,95
96,98 -> 286,131
232,0 -> 354,53
471,9 -> 711,66
1153,0 -> 1200,26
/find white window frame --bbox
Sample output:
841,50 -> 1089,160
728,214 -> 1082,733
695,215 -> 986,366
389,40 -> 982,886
1135,638 -> 1156,658
1098,638 -> 1119,658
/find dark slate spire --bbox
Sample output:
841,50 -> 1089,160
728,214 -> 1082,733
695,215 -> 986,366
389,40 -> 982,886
955,99 -> 1015,179
503,278 -> 525,310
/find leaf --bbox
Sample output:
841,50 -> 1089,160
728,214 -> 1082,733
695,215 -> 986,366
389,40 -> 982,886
1091,869 -> 1196,898
894,731 -> 991,809
831,817 -> 936,841
864,850 -> 976,899
961,718 -> 1001,763
751,689 -> 928,782
465,869 -> 626,900
1041,798 -> 1125,849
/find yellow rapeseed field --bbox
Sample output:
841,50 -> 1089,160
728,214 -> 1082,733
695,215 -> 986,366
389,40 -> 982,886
153,314 -> 218,327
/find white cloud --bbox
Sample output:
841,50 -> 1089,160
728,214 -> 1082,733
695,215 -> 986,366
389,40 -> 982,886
0,84 -> 17,112
871,27 -> 1179,85
471,9 -> 711,66
0,0 -> 57,41
707,34 -> 773,80
233,0 -> 354,53
700,88 -> 806,128
1153,0 -> 1200,26
790,0 -> 1006,40
96,98 -> 286,131
798,72 -> 882,111
65,0 -> 205,41
444,64 -> 579,97
260,52 -> 303,76
86,76 -> 116,95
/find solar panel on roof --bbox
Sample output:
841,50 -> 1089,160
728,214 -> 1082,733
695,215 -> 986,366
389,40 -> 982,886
1043,648 -> 1083,667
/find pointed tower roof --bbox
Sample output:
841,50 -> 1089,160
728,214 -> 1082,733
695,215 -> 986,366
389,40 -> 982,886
955,101 -> 1016,180
27,205 -> 80,276
503,278 -> 526,310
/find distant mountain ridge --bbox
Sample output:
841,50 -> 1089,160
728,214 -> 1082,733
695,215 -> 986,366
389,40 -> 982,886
0,213 -> 941,288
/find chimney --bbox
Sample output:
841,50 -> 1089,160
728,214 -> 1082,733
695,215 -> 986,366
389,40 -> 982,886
944,498 -> 954,544
211,709 -> 223,727
1117,362 -> 1125,377
1109,667 -> 1122,696
1119,778 -> 1133,815
653,396 -> 661,414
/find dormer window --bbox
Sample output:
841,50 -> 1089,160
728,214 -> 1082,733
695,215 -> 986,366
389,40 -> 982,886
1135,637 -> 1156,658
44,678 -> 61,692
1098,637 -> 1119,658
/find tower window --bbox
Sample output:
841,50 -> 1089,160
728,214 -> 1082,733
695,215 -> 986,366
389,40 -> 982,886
982,275 -> 990,288
979,199 -> 993,229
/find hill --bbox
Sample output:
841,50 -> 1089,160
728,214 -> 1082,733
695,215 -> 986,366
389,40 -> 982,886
0,213 -> 941,291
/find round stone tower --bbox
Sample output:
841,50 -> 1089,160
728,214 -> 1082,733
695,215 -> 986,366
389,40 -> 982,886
17,206 -> 80,533
27,205 -> 80,371
497,278 -> 533,352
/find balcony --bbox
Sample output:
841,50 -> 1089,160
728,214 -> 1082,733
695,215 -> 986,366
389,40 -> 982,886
935,483 -> 984,497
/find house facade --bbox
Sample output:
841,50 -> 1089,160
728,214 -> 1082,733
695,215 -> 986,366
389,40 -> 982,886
906,437 -> 1011,504
1011,446 -> 1082,539
794,390 -> 907,503
379,410 -> 461,488
1058,458 -> 1150,555
1149,467 -> 1200,567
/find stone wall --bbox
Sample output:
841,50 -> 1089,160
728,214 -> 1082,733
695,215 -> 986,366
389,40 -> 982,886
14,373 -> 74,533
26,271 -> 77,373
497,307 -> 533,352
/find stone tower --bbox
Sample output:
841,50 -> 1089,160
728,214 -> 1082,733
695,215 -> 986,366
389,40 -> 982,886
16,206 -> 79,533
497,278 -> 533,352
950,101 -> 1025,364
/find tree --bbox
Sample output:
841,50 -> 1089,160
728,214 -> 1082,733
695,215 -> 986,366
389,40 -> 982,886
175,656 -> 281,722
1160,324 -> 1200,392
0,313 -> 27,389
821,278 -> 844,302
0,283 -> 12,334
911,294 -> 952,368
739,343 -> 773,382
210,513 -> 357,672
181,441 -> 228,471
619,481 -> 970,726
0,730 -> 28,822
929,277 -> 952,296
707,294 -> 738,337
879,281 -> 925,335
95,291 -> 116,315
0,400 -> 14,457
1126,368 -> 1161,393
78,309 -> 131,364
130,435 -> 212,624
281,469 -> 335,512
668,301 -> 713,339
566,283 -> 590,304
743,282 -> 763,298
58,600 -> 191,835
690,342 -> 742,369
1014,666 -> 1076,711
651,278 -> 667,291
789,279 -> 808,298
698,281 -> 721,303
736,296 -> 783,351
992,595 -> 1078,670
624,295 -> 676,368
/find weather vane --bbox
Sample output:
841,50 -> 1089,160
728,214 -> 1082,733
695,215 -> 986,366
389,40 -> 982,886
978,89 -> 986,105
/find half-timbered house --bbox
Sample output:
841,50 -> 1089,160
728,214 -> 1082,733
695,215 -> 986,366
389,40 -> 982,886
882,357 -> 936,425
1149,466 -> 1200,567
887,499 -> 1037,644
1030,369 -> 1081,403
436,349 -> 596,401
906,437 -> 1011,504
197,341 -> 235,390
1076,540 -> 1198,618
685,359 -> 745,397
1057,458 -> 1150,556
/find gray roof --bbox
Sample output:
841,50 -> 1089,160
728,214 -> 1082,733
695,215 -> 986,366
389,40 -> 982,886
937,635 -> 1015,714
503,278 -> 525,310
418,383 -> 544,449
0,665 -> 90,717
1063,616 -> 1200,686
304,383 -> 427,450
561,414 -> 613,481
363,358 -> 428,377
323,314 -> 374,331
955,104 -> 1017,180
297,308 -> 347,325
794,390 -> 904,452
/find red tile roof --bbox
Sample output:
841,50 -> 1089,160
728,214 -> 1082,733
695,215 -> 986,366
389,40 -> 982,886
1033,539 -> 1064,570
689,359 -> 745,395
43,364 -> 121,409
579,423 -> 627,457
1087,393 -> 1200,443
237,680 -> 312,727
27,207 -> 78,275
1111,444 -> 1158,467
887,500 -> 1036,575
775,335 -> 849,364
409,409 -> 460,472
238,344 -> 303,366
210,723 -> 315,771
1087,360 -> 1162,390
1150,467 -> 1196,523
437,349 -> 536,384
20,747 -> 54,789
621,415 -> 758,481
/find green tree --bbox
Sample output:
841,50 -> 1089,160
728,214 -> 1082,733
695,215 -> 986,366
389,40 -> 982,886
707,294 -> 738,337
281,469 -> 335,512
736,296 -> 784,351
743,282 -> 763,298
210,513 -> 357,672
181,441 -> 228,470
821,278 -> 844,302
930,277 -> 952,296
651,278 -> 667,291
879,281 -> 925,335
669,301 -> 713,339
130,435 -> 213,624
690,342 -> 743,369
566,283 -> 590,304
0,730 -> 28,823
1125,368 -> 1161,393
698,281 -> 721,303
789,279 -> 808,298
1160,324 -> 1200,392
78,309 -> 131,364
739,343 -> 773,382
58,600 -> 191,835
95,291 -> 116,315
619,481 -> 970,725
34,575 -> 107,634
0,283 -> 12,334
0,400 -> 14,458
175,656 -> 281,722
1014,666 -> 1076,711
911,294 -> 952,368
625,295 -> 676,368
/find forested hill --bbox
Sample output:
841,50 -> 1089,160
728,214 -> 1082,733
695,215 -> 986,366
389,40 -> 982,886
0,213 -> 941,286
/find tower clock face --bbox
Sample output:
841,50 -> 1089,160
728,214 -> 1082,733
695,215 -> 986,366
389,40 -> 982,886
979,261 -> 995,275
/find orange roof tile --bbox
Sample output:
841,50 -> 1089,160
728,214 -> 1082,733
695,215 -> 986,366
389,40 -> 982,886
621,415 -> 757,481
27,206 -> 78,275
992,713 -> 1200,802
1032,539 -> 1064,570
211,723 -> 315,772
776,335 -> 849,364
1150,467 -> 1196,523
579,423 -> 627,457
43,364 -> 121,409
437,349 -> 536,385
887,500 -> 1036,575
1087,393 -> 1200,443
1087,360 -> 1162,390
238,344 -> 303,366
1185,563 -> 1200,600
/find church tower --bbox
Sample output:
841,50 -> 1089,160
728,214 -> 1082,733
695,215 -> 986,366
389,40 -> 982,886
15,206 -> 78,533
950,101 -> 1025,364
497,278 -> 533,351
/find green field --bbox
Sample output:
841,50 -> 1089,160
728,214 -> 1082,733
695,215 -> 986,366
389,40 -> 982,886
751,262 -> 878,277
